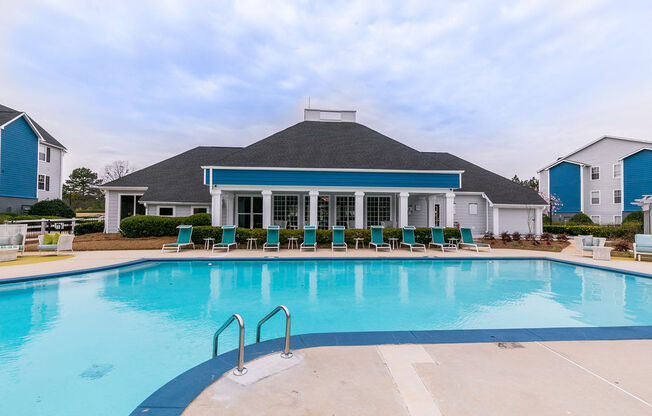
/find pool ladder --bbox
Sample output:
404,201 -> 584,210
212,305 -> 292,376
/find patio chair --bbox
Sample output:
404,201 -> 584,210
300,226 -> 317,251
162,225 -> 195,253
573,235 -> 606,257
401,226 -> 426,252
459,228 -> 491,252
331,226 -> 347,252
633,234 -> 652,261
0,223 -> 27,255
429,227 -> 457,252
37,233 -> 74,256
370,226 -> 391,252
212,225 -> 237,252
263,225 -> 280,251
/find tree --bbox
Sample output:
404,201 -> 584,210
511,175 -> 539,191
539,192 -> 563,225
63,167 -> 103,210
29,199 -> 76,218
104,160 -> 133,182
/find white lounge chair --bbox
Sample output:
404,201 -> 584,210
37,233 -> 74,255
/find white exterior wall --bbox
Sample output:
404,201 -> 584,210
453,194 -> 488,235
37,145 -> 63,200
407,194 -> 428,227
498,208 -> 537,234
104,190 -> 144,233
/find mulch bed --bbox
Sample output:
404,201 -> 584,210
25,233 -> 177,251
480,239 -> 570,252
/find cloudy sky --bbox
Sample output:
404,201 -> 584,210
2,0 -> 652,180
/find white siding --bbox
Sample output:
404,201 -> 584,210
407,194 -> 428,227
498,208 -> 537,234
104,190 -> 144,233
37,145 -> 63,201
453,194 -> 488,235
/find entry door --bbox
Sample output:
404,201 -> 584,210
120,195 -> 145,220
434,204 -> 440,227
237,196 -> 263,228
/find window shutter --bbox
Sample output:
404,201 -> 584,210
45,176 -> 50,191
46,147 -> 51,162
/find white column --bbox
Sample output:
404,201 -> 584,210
445,192 -> 455,227
535,207 -> 543,236
354,191 -> 364,229
223,193 -> 235,226
492,206 -> 500,235
427,195 -> 437,227
262,190 -> 272,229
210,188 -> 222,227
398,192 -> 409,228
309,190 -> 319,227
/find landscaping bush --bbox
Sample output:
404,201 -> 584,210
612,240 -> 631,252
542,213 -> 551,224
500,231 -> 512,242
540,232 -> 553,242
556,233 -> 569,242
524,233 -> 534,241
74,221 -> 105,235
28,199 -> 75,218
623,211 -> 644,224
120,213 -> 211,237
511,232 -> 521,241
543,223 -> 641,241
567,212 -> 593,225
483,231 -> 495,241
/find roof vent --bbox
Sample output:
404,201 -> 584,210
304,109 -> 356,122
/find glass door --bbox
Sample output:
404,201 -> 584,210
237,196 -> 263,228
434,204 -> 440,227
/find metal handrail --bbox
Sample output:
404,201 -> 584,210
213,313 -> 247,375
256,305 -> 292,359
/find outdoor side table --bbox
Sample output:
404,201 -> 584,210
388,237 -> 399,250
288,237 -> 299,250
354,237 -> 365,249
0,246 -> 18,262
246,238 -> 258,250
592,246 -> 613,261
203,238 -> 214,250
448,237 -> 460,247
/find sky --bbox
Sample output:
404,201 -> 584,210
2,0 -> 652,181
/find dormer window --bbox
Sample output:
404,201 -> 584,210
590,166 -> 600,180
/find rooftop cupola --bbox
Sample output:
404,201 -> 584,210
304,108 -> 356,122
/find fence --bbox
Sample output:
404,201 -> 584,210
9,217 -> 103,242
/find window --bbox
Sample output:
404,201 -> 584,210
613,163 -> 622,178
591,215 -> 601,225
304,196 -> 331,229
237,196 -> 263,229
335,196 -> 355,227
591,190 -> 600,205
468,203 -> 478,215
434,204 -> 440,227
591,166 -> 600,180
119,195 -> 145,220
613,189 -> 622,204
192,207 -> 208,214
158,207 -> 174,216
39,145 -> 46,161
614,215 -> 622,224
366,196 -> 391,227
273,195 -> 298,228
38,174 -> 45,190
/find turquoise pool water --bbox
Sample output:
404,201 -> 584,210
1,259 -> 651,415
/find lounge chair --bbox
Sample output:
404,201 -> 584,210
300,226 -> 317,251
429,227 -> 457,252
573,235 -> 606,256
401,226 -> 426,252
263,225 -> 280,251
370,226 -> 391,252
212,225 -> 237,252
0,224 -> 27,255
37,233 -> 74,256
331,226 -> 347,252
162,225 -> 195,252
459,228 -> 491,252
633,234 -> 652,261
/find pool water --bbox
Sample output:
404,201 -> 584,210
1,259 -> 651,415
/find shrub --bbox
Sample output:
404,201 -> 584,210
543,213 -> 551,224
483,231 -> 495,241
556,233 -> 569,242
120,213 -> 212,237
500,231 -> 512,242
28,199 -> 75,218
524,233 -> 535,241
511,232 -> 521,241
74,221 -> 105,235
543,224 -> 641,241
540,232 -> 553,242
623,211 -> 644,224
568,213 -> 593,225
612,240 -> 631,252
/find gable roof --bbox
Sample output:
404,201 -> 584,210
425,152 -> 546,205
0,104 -> 67,149
209,121 -> 459,171
101,146 -> 242,203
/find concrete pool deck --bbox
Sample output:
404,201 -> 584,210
184,340 -> 652,416
1,245 -> 650,279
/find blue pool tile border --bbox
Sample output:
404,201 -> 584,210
130,325 -> 652,416
3,255 -> 652,284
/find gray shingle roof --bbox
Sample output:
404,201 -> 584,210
0,104 -> 66,149
424,152 -> 546,205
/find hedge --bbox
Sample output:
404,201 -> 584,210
74,221 -> 105,235
28,199 -> 76,218
120,214 -> 211,237
543,223 -> 642,240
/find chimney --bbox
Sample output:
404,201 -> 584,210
304,108 -> 356,122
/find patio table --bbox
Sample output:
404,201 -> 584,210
246,238 -> 258,250
592,246 -> 613,261
0,246 -> 18,262
354,237 -> 365,249
388,237 -> 399,250
287,237 -> 299,250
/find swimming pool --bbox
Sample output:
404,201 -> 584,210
1,258 -> 651,415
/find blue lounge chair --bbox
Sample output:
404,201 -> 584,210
429,227 -> 457,252
459,228 -> 491,252
263,225 -> 280,251
401,226 -> 425,252
331,226 -> 347,252
162,225 -> 195,252
301,226 -> 317,251
212,225 -> 237,252
370,226 -> 391,251
633,234 -> 652,261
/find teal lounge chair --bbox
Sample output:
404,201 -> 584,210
263,225 -> 280,251
429,227 -> 457,252
401,226 -> 425,252
212,225 -> 237,252
331,226 -> 347,252
459,228 -> 491,252
300,226 -> 317,251
162,225 -> 195,252
370,226 -> 391,252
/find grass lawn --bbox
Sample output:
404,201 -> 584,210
0,255 -> 74,267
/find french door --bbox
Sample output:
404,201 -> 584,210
237,196 -> 263,228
